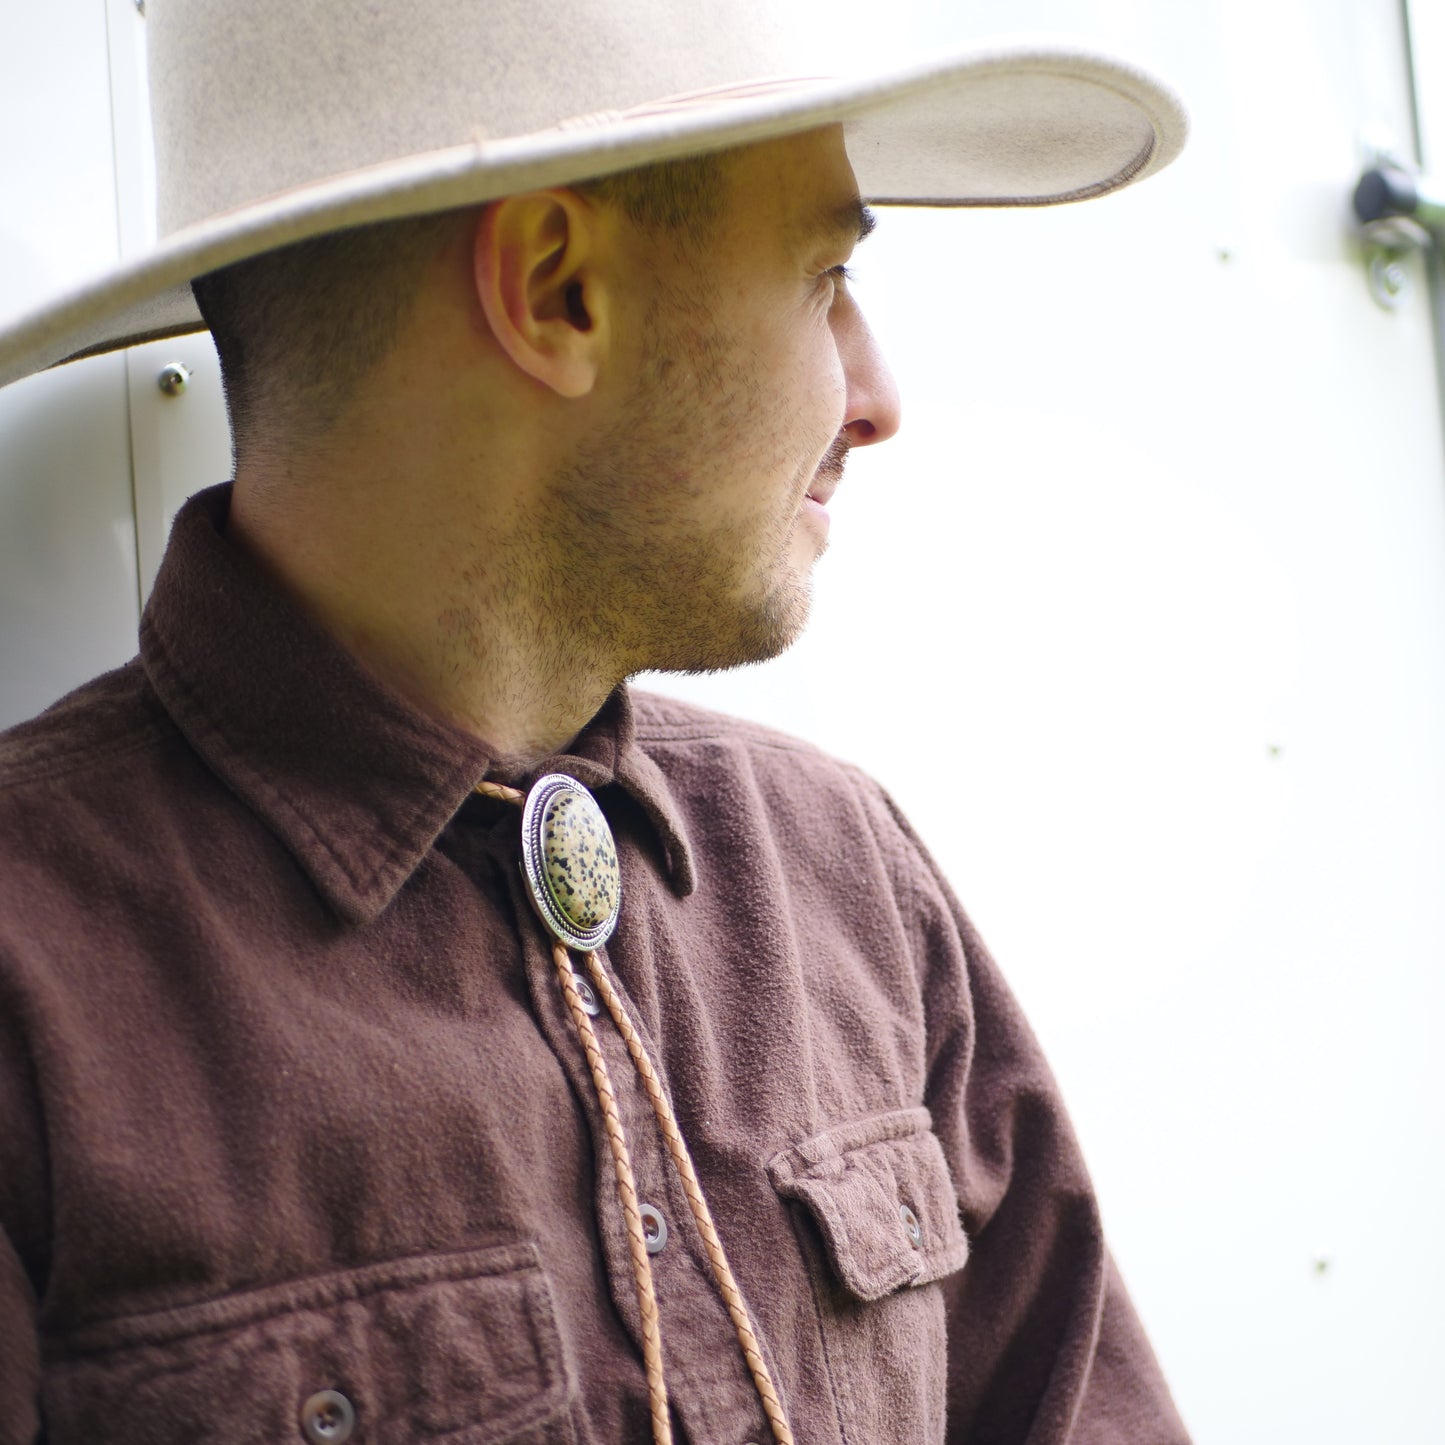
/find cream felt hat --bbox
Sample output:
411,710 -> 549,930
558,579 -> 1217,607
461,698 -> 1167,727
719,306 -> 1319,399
0,0 -> 1186,390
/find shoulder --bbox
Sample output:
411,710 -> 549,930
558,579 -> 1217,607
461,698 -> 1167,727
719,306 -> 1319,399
631,687 -> 873,786
629,686 -> 918,863
630,688 -> 800,743
0,659 -> 168,796
0,661 -> 189,933
626,690 -> 976,1007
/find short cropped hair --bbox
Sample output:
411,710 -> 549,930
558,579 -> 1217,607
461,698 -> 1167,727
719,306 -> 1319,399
192,150 -> 729,461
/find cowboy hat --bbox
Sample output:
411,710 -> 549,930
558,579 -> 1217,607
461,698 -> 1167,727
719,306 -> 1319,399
0,0 -> 1186,391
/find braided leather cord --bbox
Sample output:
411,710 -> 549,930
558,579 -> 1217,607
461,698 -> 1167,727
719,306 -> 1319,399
582,950 -> 794,1445
473,779 -> 527,807
551,937 -> 673,1445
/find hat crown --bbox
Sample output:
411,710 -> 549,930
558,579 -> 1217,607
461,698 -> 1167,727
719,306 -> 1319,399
148,0 -> 814,236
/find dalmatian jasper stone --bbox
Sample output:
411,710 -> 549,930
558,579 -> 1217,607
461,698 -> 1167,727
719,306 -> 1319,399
542,788 -> 619,930
521,774 -> 621,949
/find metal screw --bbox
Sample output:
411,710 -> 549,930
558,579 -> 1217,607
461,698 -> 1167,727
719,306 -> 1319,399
1367,253 -> 1403,309
157,362 -> 191,397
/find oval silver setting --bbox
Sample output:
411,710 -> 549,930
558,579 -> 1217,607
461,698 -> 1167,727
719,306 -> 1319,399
520,772 -> 621,952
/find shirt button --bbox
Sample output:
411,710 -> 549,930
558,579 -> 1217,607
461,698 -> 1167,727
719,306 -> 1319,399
639,1202 -> 668,1254
899,1203 -> 923,1249
300,1389 -> 356,1444
573,974 -> 601,1016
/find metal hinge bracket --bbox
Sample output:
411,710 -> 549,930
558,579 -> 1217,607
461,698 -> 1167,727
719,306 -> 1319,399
1354,144 -> 1441,311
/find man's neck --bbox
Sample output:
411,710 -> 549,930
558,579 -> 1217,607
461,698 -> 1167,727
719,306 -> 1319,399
226,456 -> 620,770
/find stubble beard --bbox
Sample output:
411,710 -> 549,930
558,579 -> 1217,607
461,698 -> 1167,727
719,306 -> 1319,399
545,423 -> 823,680
541,296 -> 844,680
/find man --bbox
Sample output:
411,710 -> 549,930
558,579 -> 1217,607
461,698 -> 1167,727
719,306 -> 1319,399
0,2 -> 1191,1441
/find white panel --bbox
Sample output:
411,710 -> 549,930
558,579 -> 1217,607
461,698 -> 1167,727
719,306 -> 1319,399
0,357 -> 139,728
0,2 -> 122,305
101,3 -> 235,595
1407,0 -> 1445,171
127,334 -> 233,595
106,0 -> 157,261
0,0 -> 140,728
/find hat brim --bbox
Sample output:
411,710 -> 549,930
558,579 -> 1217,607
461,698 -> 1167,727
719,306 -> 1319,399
0,41 -> 1185,388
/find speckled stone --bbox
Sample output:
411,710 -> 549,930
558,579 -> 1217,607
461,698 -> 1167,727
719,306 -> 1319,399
541,786 -> 620,933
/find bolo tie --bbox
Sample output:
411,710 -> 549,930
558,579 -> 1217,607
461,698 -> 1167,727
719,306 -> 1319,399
475,773 -> 794,1445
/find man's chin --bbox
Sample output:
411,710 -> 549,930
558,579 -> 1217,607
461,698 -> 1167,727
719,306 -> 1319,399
653,577 -> 814,677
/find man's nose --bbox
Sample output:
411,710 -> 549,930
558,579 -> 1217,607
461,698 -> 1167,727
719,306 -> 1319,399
838,302 -> 901,447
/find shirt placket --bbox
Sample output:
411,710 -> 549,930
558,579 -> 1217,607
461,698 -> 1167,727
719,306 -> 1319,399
503,849 -> 774,1445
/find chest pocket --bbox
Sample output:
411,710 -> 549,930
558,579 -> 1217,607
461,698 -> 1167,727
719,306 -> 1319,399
767,1107 -> 968,1445
41,1242 -> 576,1445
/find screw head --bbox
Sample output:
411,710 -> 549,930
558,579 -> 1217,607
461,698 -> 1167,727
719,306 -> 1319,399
157,362 -> 191,396
1368,251 -> 1410,310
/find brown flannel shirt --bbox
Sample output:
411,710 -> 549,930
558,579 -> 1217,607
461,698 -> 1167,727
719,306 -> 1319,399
0,484 -> 1189,1444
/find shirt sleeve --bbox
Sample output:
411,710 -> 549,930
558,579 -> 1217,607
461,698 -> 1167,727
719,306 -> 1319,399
873,786 -> 1191,1445
0,969 -> 44,1445
0,1228 -> 41,1445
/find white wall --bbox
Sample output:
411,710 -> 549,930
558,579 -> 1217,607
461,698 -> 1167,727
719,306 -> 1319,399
0,2 -> 141,722
2,2 -> 1443,1441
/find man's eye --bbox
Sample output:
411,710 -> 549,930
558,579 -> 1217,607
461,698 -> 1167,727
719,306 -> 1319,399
829,264 -> 854,284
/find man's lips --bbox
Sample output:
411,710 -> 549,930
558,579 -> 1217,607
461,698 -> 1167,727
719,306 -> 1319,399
806,437 -> 850,507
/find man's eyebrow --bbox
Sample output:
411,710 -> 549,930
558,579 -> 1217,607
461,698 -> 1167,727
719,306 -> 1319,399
808,196 -> 878,247
848,199 -> 879,243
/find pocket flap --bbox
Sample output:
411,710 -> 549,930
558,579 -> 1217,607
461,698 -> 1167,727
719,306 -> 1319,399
43,1242 -> 575,1444
767,1107 -> 969,1302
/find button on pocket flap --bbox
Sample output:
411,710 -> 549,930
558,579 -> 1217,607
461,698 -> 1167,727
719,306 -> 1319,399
767,1107 -> 969,1302
43,1242 -> 576,1444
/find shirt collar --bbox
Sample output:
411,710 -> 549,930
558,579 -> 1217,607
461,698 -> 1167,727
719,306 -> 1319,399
140,484 -> 695,925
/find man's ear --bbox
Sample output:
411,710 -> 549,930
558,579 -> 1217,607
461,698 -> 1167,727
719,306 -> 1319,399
471,191 -> 609,399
